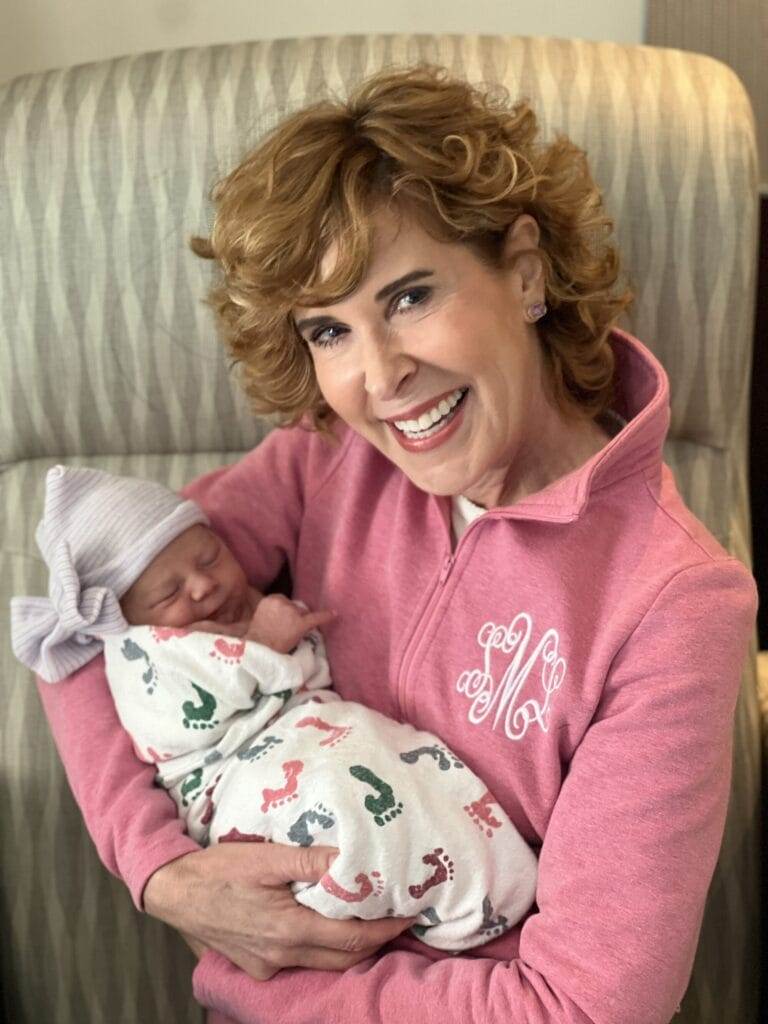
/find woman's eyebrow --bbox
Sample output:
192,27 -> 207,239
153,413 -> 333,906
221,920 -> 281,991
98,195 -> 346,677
294,269 -> 434,333
373,268 -> 433,302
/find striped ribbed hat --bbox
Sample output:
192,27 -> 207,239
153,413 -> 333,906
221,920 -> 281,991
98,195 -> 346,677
10,465 -> 208,683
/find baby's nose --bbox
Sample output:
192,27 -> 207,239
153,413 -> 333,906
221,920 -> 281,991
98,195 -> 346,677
189,571 -> 216,601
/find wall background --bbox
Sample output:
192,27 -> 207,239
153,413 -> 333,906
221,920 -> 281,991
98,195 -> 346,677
1,0 -> 648,83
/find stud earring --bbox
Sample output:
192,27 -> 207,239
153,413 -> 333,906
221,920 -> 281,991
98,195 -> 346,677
525,301 -> 547,322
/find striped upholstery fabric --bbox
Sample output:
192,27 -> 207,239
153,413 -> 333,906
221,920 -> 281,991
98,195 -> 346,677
0,34 -> 760,1024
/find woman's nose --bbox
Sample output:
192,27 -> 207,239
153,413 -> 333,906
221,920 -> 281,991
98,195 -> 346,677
362,333 -> 417,402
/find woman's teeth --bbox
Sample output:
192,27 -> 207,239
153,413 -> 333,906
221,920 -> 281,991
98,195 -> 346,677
393,388 -> 468,439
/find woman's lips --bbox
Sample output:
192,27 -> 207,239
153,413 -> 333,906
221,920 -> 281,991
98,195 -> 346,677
386,389 -> 469,453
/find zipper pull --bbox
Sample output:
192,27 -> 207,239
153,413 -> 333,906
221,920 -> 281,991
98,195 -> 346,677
439,555 -> 454,585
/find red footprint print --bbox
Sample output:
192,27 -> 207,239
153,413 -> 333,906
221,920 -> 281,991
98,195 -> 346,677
260,760 -> 304,812
210,638 -> 246,664
320,870 -> 383,903
146,745 -> 174,763
407,848 -> 455,900
200,773 -> 223,826
219,827 -> 269,844
295,715 -> 352,748
464,790 -> 503,838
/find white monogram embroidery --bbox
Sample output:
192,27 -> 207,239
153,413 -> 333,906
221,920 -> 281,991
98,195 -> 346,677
456,613 -> 566,741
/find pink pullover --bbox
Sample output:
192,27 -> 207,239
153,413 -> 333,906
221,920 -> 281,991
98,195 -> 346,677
37,330 -> 757,1024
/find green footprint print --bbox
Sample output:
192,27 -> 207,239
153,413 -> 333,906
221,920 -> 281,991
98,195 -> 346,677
237,735 -> 283,762
411,906 -> 442,938
348,764 -> 403,826
180,768 -> 204,807
182,682 -> 219,730
399,744 -> 465,771
121,638 -> 158,694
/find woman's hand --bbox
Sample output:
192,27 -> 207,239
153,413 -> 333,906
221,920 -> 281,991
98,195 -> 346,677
144,841 -> 414,980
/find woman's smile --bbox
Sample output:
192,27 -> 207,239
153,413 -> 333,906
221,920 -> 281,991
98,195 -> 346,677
295,206 -> 550,507
384,386 -> 470,452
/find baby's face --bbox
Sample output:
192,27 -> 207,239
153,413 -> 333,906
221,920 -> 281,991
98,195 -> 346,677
121,525 -> 252,628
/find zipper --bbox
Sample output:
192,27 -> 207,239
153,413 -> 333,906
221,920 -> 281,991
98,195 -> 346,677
396,556 -> 452,719
438,554 -> 454,585
395,498 -> 486,718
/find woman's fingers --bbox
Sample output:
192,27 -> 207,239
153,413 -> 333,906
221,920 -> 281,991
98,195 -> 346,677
148,844 -> 416,980
288,907 -> 416,954
231,942 -> 385,979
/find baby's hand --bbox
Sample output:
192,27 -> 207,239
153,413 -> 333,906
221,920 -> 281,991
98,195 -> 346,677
187,619 -> 249,637
245,594 -> 336,653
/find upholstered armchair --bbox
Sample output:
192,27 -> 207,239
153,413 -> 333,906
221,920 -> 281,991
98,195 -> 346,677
0,34 -> 760,1023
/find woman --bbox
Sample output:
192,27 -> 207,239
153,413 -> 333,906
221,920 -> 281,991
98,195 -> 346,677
37,65 -> 756,1024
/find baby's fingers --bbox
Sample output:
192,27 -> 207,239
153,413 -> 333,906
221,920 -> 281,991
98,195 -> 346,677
300,609 -> 338,633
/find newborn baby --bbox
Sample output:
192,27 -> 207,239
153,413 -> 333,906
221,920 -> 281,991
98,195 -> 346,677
12,465 -> 538,951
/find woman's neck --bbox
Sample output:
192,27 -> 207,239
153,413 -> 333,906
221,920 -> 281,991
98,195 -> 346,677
462,402 -> 612,511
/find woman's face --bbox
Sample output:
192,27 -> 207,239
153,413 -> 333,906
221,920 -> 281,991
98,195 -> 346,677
293,207 -> 550,507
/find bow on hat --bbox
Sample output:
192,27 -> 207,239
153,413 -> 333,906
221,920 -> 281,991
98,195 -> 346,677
11,538 -> 130,682
10,464 -> 209,684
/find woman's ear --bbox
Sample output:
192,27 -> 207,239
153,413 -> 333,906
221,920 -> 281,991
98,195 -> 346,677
502,214 -> 544,300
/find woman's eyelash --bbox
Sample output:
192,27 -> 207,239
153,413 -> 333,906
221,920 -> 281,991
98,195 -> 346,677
393,286 -> 430,313
309,286 -> 431,347
311,323 -> 346,346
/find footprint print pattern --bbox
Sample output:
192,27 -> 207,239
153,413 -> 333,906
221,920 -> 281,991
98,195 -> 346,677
479,895 -> 510,938
218,827 -> 268,844
260,760 -> 304,813
146,745 -> 173,763
399,744 -> 465,771
180,767 -> 204,807
295,715 -> 352,748
237,735 -> 283,762
287,803 -> 336,846
407,848 -> 455,900
348,765 -> 403,826
121,638 -> 158,695
200,773 -> 222,827
411,905 -> 442,938
182,682 -> 220,730
320,870 -> 384,903
209,638 -> 246,664
464,790 -> 503,838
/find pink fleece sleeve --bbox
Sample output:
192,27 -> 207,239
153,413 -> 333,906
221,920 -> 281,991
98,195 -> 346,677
36,426 -> 342,908
36,657 -> 199,908
192,558 -> 757,1024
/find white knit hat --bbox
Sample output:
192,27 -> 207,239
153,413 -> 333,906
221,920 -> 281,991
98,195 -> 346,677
11,465 -> 209,683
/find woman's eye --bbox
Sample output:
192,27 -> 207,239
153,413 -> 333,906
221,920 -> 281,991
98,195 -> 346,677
307,287 -> 430,348
310,324 -> 346,347
392,286 -> 430,314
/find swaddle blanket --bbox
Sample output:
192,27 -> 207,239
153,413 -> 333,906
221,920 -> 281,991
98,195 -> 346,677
104,624 -> 538,950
